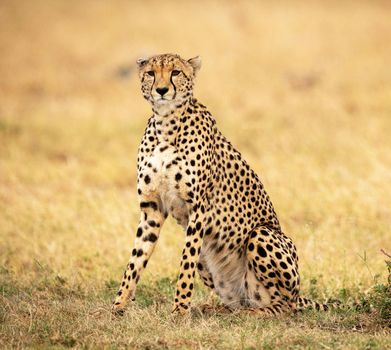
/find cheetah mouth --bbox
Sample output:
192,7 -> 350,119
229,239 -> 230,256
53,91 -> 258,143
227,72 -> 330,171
155,97 -> 173,104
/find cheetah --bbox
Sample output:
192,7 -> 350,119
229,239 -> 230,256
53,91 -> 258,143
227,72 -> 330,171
112,53 -> 328,316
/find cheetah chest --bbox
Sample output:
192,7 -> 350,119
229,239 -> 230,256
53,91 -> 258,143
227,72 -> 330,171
139,144 -> 189,227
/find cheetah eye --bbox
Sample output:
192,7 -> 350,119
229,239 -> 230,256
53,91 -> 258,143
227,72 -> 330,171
146,71 -> 155,77
171,70 -> 180,76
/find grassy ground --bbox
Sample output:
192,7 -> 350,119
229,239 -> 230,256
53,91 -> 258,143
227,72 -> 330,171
1,0 -> 390,348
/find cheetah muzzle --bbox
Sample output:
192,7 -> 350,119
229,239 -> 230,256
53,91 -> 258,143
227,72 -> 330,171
112,53 -> 328,316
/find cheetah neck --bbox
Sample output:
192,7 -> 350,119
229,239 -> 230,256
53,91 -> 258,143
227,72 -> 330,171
152,99 -> 189,145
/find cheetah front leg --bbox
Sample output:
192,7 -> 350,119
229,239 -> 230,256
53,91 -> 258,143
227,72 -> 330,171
172,206 -> 207,314
112,200 -> 165,315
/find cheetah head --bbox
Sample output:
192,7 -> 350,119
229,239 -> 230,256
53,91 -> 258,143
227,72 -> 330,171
136,53 -> 201,113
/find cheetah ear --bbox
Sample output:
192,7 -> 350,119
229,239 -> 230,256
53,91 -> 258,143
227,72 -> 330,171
136,57 -> 148,68
188,56 -> 201,75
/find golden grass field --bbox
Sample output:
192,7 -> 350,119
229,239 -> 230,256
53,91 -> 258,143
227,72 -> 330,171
0,0 -> 390,348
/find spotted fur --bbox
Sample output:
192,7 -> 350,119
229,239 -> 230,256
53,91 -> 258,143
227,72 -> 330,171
112,53 -> 329,316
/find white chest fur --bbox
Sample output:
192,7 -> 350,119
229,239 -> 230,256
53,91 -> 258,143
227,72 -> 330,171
139,144 -> 189,227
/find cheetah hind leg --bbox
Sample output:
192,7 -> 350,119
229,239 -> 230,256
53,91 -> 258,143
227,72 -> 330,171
235,302 -> 292,317
244,226 -> 301,316
193,303 -> 233,316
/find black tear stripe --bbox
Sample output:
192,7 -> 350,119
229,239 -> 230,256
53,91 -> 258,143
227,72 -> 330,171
149,73 -> 156,96
170,75 -> 177,100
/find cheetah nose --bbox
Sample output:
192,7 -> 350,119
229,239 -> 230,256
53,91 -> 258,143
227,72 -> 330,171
156,87 -> 169,96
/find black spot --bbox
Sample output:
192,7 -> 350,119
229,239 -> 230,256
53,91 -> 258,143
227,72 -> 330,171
190,247 -> 196,256
175,173 -> 182,181
248,242 -> 255,251
259,264 -> 267,273
257,246 -> 267,258
136,227 -> 143,237
144,175 -> 151,184
205,227 -> 212,236
216,245 -> 224,253
140,201 -> 158,210
144,233 -> 158,242
148,220 -> 157,227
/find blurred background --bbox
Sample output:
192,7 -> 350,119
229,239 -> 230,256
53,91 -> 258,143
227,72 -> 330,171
0,0 -> 390,293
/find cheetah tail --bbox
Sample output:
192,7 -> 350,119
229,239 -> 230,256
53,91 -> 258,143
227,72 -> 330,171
296,296 -> 336,312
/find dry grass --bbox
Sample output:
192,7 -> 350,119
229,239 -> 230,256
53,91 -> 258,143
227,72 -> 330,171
0,0 -> 390,348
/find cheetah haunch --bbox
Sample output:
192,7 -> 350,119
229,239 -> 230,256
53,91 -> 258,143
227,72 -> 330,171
113,53 -> 327,316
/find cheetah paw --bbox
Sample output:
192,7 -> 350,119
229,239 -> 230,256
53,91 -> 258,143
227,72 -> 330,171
171,303 -> 191,315
111,302 -> 127,317
196,303 -> 232,315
